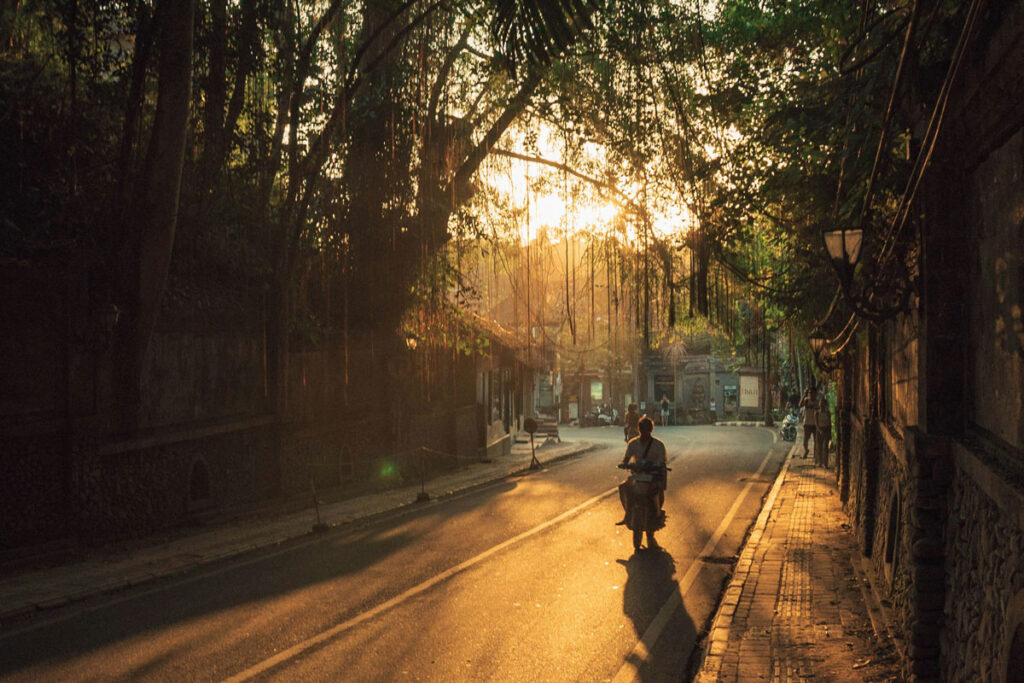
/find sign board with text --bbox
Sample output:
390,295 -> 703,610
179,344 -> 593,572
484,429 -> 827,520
739,375 -> 761,408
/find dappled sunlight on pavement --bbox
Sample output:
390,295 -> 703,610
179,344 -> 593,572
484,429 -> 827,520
697,447 -> 902,682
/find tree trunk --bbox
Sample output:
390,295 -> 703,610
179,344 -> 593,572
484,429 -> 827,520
695,231 -> 709,316
114,0 -> 195,433
197,0 -> 227,194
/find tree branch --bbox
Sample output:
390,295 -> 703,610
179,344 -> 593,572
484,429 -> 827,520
445,69 -> 542,201
489,147 -> 642,214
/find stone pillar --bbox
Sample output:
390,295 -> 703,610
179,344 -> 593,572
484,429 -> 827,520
910,140 -> 967,681
902,428 -> 952,681
837,352 -> 854,503
918,148 -> 968,437
860,417 -> 880,557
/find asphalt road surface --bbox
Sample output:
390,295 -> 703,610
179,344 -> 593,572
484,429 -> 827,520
0,425 -> 785,682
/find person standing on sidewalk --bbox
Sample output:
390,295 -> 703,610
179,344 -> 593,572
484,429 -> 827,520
815,397 -> 832,466
788,387 -> 800,412
623,402 -> 640,442
799,386 -> 820,459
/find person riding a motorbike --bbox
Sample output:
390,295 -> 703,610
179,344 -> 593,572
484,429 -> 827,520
780,407 -> 799,441
623,402 -> 640,442
616,416 -> 667,550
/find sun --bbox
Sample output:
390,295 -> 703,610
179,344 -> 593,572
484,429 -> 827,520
480,155 -> 623,244
475,121 -> 696,245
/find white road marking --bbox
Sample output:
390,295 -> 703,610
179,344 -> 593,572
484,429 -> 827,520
226,435 -> 781,683
223,485 -> 621,682
611,443 -> 778,683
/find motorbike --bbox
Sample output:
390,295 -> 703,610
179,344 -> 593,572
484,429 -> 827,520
779,409 -> 799,441
582,404 -> 620,427
596,404 -> 620,426
618,460 -> 670,551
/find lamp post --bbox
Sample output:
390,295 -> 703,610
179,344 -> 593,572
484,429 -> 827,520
823,226 -> 907,321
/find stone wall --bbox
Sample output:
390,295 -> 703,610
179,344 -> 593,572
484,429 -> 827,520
0,325 -> 486,548
278,406 -> 481,498
873,429 -> 911,646
846,404 -> 880,557
0,433 -> 69,549
943,444 -> 1024,682
967,128 -> 1024,450
0,262 -> 67,421
903,431 -> 952,679
280,415 -> 386,495
71,420 -> 277,541
141,332 -> 266,429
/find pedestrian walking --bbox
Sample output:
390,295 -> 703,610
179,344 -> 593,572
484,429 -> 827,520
799,386 -> 820,459
659,395 -> 671,426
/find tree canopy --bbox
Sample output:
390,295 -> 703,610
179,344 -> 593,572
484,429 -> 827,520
0,0 -> 979,421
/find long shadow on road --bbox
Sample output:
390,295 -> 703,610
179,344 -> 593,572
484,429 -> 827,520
618,549 -> 698,682
0,431 -> 776,681
0,477 -> 529,680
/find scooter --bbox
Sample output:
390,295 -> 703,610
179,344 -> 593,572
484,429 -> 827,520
780,409 -> 799,441
618,460 -> 670,551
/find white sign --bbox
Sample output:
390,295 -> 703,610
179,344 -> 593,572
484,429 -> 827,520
739,376 -> 760,408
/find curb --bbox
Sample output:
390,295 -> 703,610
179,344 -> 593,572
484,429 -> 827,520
0,442 -> 596,627
298,442 -> 598,537
696,439 -> 798,681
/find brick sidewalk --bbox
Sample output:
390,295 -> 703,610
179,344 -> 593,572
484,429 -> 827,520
0,438 -> 592,626
697,448 -> 903,682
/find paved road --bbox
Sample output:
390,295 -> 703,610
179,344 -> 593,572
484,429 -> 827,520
0,426 -> 784,682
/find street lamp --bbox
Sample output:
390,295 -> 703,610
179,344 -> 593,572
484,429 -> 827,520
822,224 -> 909,321
808,328 -> 842,373
808,328 -> 828,358
823,227 -> 863,283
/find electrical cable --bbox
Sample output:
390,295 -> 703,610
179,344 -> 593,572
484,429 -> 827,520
858,0 -> 922,228
877,0 -> 985,267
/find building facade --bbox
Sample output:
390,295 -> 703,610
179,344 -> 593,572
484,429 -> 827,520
836,6 -> 1024,680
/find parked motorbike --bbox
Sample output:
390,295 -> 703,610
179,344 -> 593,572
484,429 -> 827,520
596,404 -> 619,426
582,404 -> 621,427
618,460 -> 670,551
779,409 -> 799,441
